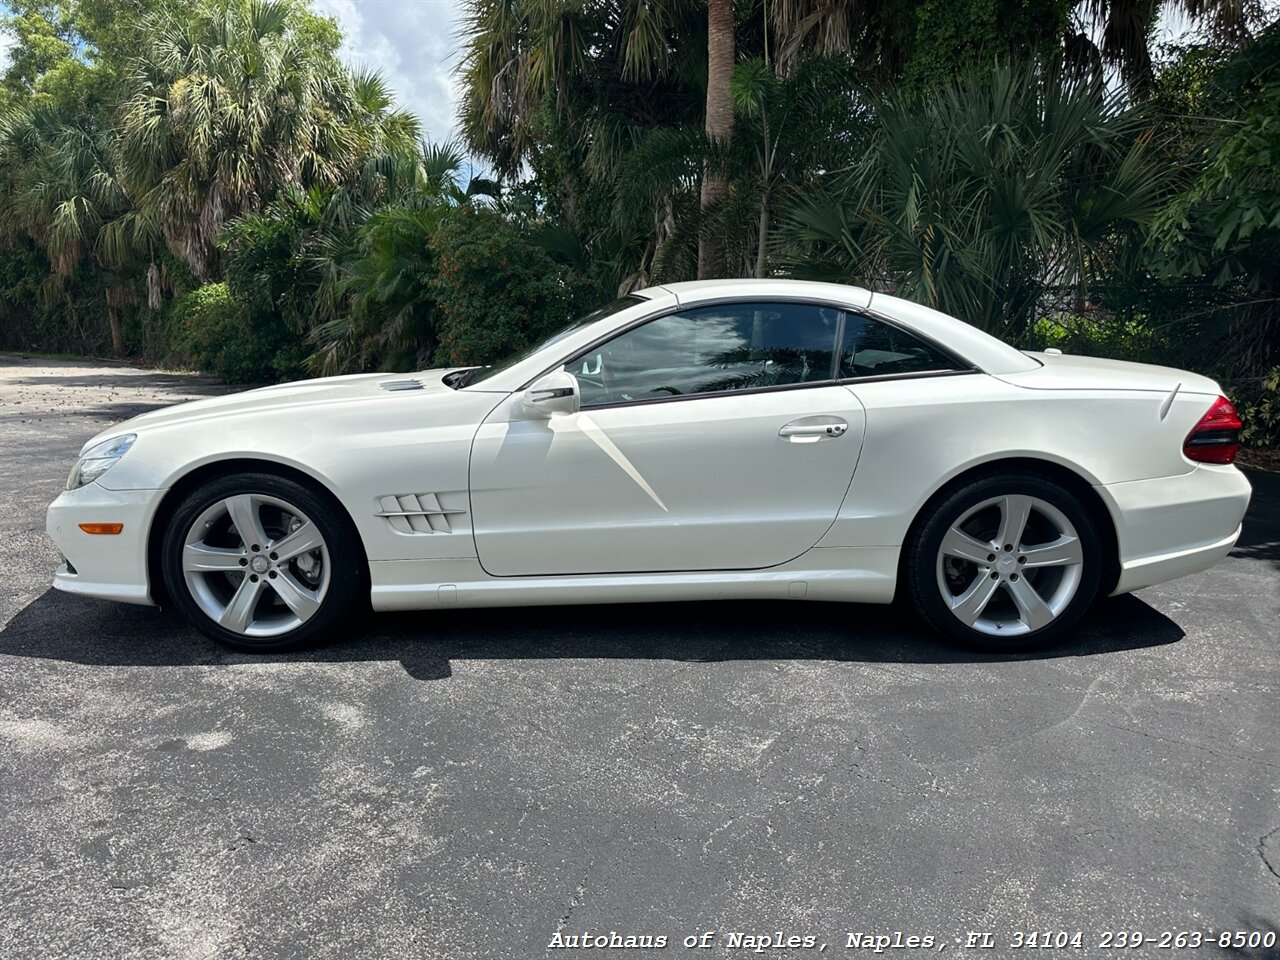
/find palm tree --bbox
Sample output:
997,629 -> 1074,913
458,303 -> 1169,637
1081,0 -> 1251,95
0,106 -> 154,354
768,0 -> 1259,96
115,0 -> 419,280
221,139 -> 487,375
457,0 -> 604,181
458,0 -> 706,192
777,63 -> 1172,342
698,0 -> 736,279
457,0 -> 741,280
728,54 -> 863,277
0,0 -> 422,357
767,0 -> 863,69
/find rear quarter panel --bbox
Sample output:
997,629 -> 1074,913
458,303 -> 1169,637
817,373 -> 1220,548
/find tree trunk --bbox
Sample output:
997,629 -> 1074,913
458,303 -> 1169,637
698,0 -> 735,280
653,192 -> 676,279
754,193 -> 769,278
107,307 -> 125,357
754,112 -> 771,279
563,171 -> 580,226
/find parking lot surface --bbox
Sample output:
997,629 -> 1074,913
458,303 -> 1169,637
1,356 -> 1277,959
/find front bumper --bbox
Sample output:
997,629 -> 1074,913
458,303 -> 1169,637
46,484 -> 162,605
1099,464 -> 1252,595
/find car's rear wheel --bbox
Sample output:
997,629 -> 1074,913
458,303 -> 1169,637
905,473 -> 1102,651
161,473 -> 362,651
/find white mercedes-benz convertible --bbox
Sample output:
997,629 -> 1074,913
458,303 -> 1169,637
46,279 -> 1251,652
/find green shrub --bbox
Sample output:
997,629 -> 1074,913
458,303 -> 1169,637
429,207 -> 595,367
1235,369 -> 1280,448
0,243 -> 110,356
1030,314 -> 1169,363
170,284 -> 304,384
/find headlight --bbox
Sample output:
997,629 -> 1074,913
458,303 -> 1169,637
66,434 -> 136,490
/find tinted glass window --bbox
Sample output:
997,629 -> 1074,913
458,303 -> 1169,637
572,302 -> 840,407
839,314 -> 961,378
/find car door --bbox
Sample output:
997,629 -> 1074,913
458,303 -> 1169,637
468,300 -> 867,576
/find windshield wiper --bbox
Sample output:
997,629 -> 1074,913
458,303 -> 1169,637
443,367 -> 482,389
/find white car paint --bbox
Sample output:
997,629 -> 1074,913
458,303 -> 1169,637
46,279 -> 1251,624
469,385 -> 867,575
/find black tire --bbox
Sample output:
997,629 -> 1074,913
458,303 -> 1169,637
161,472 -> 364,652
904,472 -> 1103,652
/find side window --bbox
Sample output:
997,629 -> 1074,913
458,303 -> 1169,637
839,314 -> 962,378
573,302 -> 840,407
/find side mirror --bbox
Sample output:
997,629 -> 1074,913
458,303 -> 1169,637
520,368 -> 580,419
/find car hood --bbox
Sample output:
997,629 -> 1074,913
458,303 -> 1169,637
1000,353 -> 1222,396
84,369 -> 470,450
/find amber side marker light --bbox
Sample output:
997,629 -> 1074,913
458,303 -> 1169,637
79,522 -> 124,535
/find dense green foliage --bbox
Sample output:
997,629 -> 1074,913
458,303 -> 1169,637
168,282 -> 305,383
779,64 -> 1166,342
0,0 -> 1276,443
0,0 -> 423,361
432,207 -> 594,366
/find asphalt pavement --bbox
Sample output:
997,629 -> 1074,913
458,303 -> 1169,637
1,356 -> 1277,960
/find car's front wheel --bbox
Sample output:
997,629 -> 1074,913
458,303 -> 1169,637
161,473 -> 363,651
904,473 -> 1103,651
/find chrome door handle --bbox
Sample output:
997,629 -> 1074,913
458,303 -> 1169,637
779,420 -> 848,440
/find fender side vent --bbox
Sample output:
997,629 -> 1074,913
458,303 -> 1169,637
376,493 -> 466,534
379,378 -> 424,392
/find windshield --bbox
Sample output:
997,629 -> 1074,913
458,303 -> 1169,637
460,296 -> 644,388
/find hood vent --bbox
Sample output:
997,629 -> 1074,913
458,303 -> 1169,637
380,378 -> 424,392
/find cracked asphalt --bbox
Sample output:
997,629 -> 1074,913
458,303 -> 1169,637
1,356 -> 1278,960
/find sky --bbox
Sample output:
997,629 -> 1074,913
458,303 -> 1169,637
313,0 -> 468,143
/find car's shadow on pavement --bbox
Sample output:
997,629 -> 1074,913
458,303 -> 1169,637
1232,469 -> 1280,568
0,589 -> 1184,681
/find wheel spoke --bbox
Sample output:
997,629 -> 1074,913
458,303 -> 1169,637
183,491 -> 333,640
941,526 -> 994,564
267,570 -> 321,622
225,495 -> 268,549
183,543 -> 246,572
937,491 -> 1084,638
1020,535 -> 1083,569
1007,576 -> 1055,631
949,573 -> 1001,626
996,495 -> 1034,548
219,576 -> 264,633
270,521 -> 324,562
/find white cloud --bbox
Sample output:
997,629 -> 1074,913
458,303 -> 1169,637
313,0 -> 467,144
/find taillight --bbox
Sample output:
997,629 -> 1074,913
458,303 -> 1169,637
1183,395 -> 1242,464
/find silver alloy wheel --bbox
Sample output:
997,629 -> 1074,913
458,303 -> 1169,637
935,494 -> 1084,638
182,493 -> 331,639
